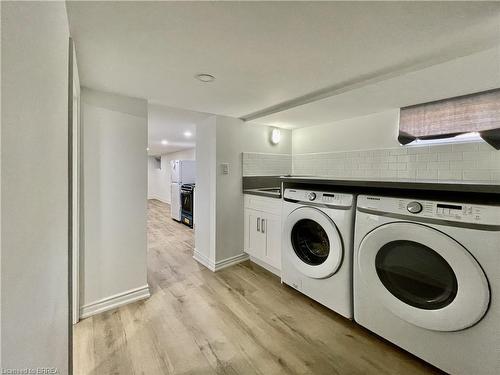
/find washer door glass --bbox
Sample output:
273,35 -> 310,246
375,240 -> 458,310
283,207 -> 343,279
291,219 -> 330,265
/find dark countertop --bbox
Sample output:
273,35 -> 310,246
279,176 -> 500,194
242,175 -> 500,203
280,176 -> 500,204
242,176 -> 282,199
243,188 -> 282,199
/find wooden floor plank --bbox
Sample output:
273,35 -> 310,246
74,199 -> 441,375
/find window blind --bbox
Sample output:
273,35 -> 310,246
399,88 -> 500,149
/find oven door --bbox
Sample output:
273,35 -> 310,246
181,189 -> 193,215
357,221 -> 489,331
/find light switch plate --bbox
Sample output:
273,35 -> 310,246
221,163 -> 230,175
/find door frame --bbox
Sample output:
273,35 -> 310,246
69,38 -> 81,326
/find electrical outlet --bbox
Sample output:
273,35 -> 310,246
221,163 -> 230,175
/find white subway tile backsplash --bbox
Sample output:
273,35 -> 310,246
397,170 -> 416,179
438,170 -> 462,181
242,152 -> 292,176
397,155 -> 417,163
450,160 -> 475,170
292,142 -> 499,184
427,161 -> 449,170
407,146 -> 430,154
416,169 -> 438,180
417,153 -> 438,162
462,170 -> 491,181
452,143 -> 479,152
491,170 -> 500,182
463,150 -> 493,161
408,161 -> 428,170
389,148 -> 407,156
438,152 -> 462,161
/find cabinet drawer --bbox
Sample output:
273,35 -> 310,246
244,194 -> 282,215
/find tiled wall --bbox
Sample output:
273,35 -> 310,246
242,152 -> 292,176
293,142 -> 500,183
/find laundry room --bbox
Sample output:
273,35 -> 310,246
3,2 -> 500,375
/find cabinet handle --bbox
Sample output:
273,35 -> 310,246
257,217 -> 260,232
261,219 -> 265,234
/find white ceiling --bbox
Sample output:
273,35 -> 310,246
250,47 -> 500,129
67,2 -> 500,125
148,104 -> 209,155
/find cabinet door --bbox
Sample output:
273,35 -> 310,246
245,209 -> 265,259
263,213 -> 282,270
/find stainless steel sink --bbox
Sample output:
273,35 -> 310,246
256,187 -> 281,194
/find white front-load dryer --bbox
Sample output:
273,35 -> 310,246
282,188 -> 355,319
354,194 -> 500,375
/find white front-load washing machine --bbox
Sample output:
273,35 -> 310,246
354,194 -> 500,375
282,188 -> 355,319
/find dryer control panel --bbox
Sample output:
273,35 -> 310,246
357,195 -> 500,227
284,188 -> 353,208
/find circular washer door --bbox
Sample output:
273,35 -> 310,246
283,207 -> 343,279
358,222 -> 490,331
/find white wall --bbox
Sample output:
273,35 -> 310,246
194,117 -> 217,264
292,109 -> 400,154
291,109 -> 500,183
1,2 -> 69,372
194,116 -> 292,266
81,88 -> 149,310
215,118 -> 292,262
148,148 -> 196,203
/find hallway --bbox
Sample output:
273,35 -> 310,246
74,200 -> 439,375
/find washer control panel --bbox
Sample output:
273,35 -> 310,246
284,188 -> 353,208
357,195 -> 500,226
407,201 -> 423,214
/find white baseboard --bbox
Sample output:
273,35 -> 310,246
80,284 -> 150,319
193,248 -> 215,271
193,249 -> 249,272
215,252 -> 249,271
249,256 -> 281,277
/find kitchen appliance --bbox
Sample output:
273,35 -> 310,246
281,188 -> 355,319
181,183 -> 195,228
170,160 -> 196,221
354,195 -> 499,375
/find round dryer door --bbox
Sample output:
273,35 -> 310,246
357,222 -> 490,332
283,207 -> 343,279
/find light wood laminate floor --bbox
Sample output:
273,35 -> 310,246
74,199 -> 441,375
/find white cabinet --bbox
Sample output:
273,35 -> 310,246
244,195 -> 282,275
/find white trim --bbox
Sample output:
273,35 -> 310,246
193,248 -> 215,271
80,285 -> 150,319
193,249 -> 249,272
214,252 -> 249,271
249,256 -> 281,277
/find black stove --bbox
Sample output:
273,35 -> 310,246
181,183 -> 195,228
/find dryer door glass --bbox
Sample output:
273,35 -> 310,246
291,219 -> 330,265
375,240 -> 458,310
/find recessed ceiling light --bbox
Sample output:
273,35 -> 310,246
184,131 -> 192,137
195,73 -> 215,83
146,147 -> 150,151
161,139 -> 168,145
